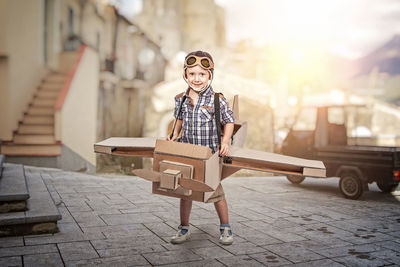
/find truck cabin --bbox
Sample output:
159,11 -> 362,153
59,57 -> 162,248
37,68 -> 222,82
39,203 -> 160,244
282,104 -> 367,158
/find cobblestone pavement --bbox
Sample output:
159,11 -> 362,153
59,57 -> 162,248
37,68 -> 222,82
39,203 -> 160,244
1,166 -> 400,266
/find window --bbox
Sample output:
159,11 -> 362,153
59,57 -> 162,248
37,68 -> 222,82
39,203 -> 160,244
293,107 -> 317,131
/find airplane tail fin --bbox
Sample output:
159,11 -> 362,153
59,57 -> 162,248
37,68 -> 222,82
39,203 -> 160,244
232,95 -> 239,121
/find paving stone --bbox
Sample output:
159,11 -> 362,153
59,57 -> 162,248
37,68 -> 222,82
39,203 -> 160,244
0,236 -> 24,248
217,254 -> 267,266
249,251 -> 293,266
259,226 -> 307,242
264,242 -> 325,263
0,244 -> 58,257
23,252 -> 64,267
217,241 -> 265,255
369,249 -> 400,265
66,254 -> 150,267
191,245 -> 233,259
163,239 -> 217,250
341,230 -> 394,245
0,165 -> 28,202
100,213 -> 162,225
142,249 -> 203,265
333,255 -> 391,267
81,223 -> 146,235
373,240 -> 400,252
143,222 -> 176,237
97,244 -> 165,257
24,232 -> 105,246
166,258 -> 225,267
282,259 -> 345,267
58,241 -> 98,261
70,211 -> 107,227
0,256 -> 22,266
312,243 -> 383,258
91,235 -> 165,250
24,171 -> 48,193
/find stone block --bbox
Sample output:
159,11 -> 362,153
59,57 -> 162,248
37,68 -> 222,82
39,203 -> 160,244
0,165 -> 29,202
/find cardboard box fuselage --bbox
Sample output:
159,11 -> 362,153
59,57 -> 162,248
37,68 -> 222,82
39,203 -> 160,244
152,140 -> 221,202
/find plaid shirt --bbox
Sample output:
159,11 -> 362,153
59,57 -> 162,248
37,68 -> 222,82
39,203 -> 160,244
174,87 -> 235,153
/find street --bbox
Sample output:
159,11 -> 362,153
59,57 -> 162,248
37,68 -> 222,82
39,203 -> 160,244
0,165 -> 399,266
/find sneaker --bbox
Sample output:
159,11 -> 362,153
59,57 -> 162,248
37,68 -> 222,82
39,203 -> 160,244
171,225 -> 191,244
219,225 -> 233,245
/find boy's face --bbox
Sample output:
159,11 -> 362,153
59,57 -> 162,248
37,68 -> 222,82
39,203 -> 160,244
185,65 -> 210,91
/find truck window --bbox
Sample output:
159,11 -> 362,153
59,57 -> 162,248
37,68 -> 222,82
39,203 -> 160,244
328,107 -> 345,125
293,107 -> 316,131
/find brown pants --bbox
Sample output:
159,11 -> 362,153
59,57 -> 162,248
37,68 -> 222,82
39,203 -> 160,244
206,184 -> 225,203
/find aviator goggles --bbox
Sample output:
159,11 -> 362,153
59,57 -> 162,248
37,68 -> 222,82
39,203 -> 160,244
184,55 -> 214,70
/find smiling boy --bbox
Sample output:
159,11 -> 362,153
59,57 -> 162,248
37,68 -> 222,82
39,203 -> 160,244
167,51 -> 235,245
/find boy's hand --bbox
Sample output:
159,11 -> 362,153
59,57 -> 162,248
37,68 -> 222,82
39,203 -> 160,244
219,142 -> 230,157
166,134 -> 178,141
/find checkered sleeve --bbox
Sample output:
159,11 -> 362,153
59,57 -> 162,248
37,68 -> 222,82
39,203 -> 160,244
174,95 -> 183,120
219,96 -> 235,125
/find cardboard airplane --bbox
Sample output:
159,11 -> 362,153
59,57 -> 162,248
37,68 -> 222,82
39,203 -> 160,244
94,96 -> 326,203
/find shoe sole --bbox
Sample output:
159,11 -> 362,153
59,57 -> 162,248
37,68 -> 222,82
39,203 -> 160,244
171,235 -> 191,244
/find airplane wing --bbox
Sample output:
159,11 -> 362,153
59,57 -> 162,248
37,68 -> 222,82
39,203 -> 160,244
94,137 -> 156,157
223,146 -> 326,178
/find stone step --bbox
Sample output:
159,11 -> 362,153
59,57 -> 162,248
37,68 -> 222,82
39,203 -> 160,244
0,164 -> 29,213
0,144 -> 61,156
0,155 -> 4,171
22,115 -> 54,125
13,134 -> 56,145
0,167 -> 61,236
44,74 -> 66,83
35,90 -> 59,99
18,125 -> 54,135
32,98 -> 56,108
39,83 -> 62,91
27,107 -> 53,116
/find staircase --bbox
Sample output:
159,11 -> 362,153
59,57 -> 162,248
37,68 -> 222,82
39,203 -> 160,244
0,154 -> 61,236
0,73 -> 65,157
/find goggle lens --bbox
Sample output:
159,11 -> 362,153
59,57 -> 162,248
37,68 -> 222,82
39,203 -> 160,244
186,57 -> 197,65
201,59 -> 210,68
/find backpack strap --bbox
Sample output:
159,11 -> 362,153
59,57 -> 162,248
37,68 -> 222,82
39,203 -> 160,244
214,93 -> 221,153
169,94 -> 187,139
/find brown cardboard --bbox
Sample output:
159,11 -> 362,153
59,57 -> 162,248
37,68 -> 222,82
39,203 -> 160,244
204,152 -> 221,202
155,140 -> 211,159
221,165 -> 241,180
179,178 -> 214,192
152,153 -> 205,202
232,121 -> 247,148
232,95 -> 239,121
159,160 -> 193,196
132,169 -> 160,182
94,137 -> 156,157
303,167 -> 327,178
229,146 -> 325,176
160,169 -> 180,190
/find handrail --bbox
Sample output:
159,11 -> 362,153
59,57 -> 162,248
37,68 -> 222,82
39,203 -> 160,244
54,45 -> 87,110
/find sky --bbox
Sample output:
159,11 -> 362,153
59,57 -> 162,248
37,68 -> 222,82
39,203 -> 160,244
216,0 -> 400,59
119,0 -> 400,60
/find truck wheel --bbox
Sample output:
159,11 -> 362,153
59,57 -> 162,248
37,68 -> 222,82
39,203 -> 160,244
339,173 -> 363,199
377,183 -> 398,193
286,175 -> 305,184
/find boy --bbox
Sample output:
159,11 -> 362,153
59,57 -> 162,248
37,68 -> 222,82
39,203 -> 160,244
167,51 -> 235,245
